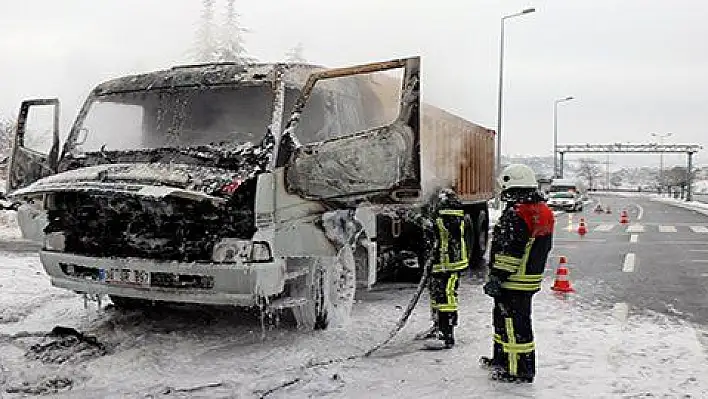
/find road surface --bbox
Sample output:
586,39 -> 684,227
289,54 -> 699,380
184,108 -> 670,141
551,194 -> 708,325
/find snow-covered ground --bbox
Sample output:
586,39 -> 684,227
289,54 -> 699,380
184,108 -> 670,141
0,210 -> 21,241
1,242 -> 707,397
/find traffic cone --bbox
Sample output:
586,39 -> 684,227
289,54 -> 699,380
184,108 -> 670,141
577,218 -> 587,237
620,210 -> 629,224
551,256 -> 575,293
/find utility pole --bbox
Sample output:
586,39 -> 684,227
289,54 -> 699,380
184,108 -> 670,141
553,96 -> 575,178
495,7 -> 536,208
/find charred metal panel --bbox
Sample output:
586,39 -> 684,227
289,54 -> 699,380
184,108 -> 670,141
7,99 -> 60,192
285,122 -> 417,202
282,57 -> 421,204
44,181 -> 257,262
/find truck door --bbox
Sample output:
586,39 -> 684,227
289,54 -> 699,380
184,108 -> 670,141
6,99 -> 61,193
279,57 -> 421,205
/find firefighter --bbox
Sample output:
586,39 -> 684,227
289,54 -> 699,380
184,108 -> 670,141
414,188 -> 469,349
480,164 -> 555,383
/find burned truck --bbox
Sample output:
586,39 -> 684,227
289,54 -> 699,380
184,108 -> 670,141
6,57 -> 494,328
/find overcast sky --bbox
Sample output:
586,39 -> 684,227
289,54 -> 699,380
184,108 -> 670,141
1,0 -> 706,167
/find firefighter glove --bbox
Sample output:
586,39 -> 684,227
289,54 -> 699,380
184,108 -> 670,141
483,275 -> 503,298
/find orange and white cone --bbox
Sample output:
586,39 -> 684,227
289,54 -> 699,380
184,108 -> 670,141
620,210 -> 629,224
551,256 -> 575,293
577,218 -> 587,237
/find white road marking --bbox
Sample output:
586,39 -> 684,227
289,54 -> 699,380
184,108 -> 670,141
689,226 -> 708,233
567,214 -> 573,232
626,224 -> 645,233
701,273 -> 708,277
595,224 -> 615,232
630,234 -> 639,243
612,302 -> 629,322
555,238 -> 606,243
636,204 -> 644,221
659,225 -> 677,233
690,260 -> 708,263
689,249 -> 708,252
622,253 -> 636,272
652,241 -> 708,245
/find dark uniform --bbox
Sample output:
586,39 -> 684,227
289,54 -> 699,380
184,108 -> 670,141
415,189 -> 468,349
482,190 -> 554,382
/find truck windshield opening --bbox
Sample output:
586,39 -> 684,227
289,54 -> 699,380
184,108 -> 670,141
74,85 -> 275,152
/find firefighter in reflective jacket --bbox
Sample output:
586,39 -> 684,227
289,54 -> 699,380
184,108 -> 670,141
481,164 -> 555,383
415,188 -> 469,349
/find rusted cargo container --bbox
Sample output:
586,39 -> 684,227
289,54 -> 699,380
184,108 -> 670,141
419,105 -> 495,203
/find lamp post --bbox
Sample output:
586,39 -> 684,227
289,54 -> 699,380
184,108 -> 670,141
553,96 -> 575,178
495,7 -> 536,207
651,132 -> 672,194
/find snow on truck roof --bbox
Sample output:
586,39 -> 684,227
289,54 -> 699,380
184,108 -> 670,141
92,62 -> 327,96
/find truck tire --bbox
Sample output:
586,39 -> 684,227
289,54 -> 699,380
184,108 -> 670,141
291,253 -> 356,330
470,210 -> 489,268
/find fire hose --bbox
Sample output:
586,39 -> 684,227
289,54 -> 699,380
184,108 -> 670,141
363,252 -> 433,357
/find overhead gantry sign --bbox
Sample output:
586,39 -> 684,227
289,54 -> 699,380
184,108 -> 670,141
555,143 -> 702,201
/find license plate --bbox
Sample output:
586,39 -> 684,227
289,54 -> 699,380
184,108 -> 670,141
100,268 -> 150,286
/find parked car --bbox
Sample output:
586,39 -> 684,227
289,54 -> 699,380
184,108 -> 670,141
547,192 -> 583,212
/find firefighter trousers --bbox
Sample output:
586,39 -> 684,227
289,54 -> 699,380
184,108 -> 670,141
429,271 -> 460,336
491,292 -> 536,378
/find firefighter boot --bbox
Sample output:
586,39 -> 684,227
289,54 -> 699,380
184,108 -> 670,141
489,367 -> 534,383
438,312 -> 455,349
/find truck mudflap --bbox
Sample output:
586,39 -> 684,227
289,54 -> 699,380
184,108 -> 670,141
39,251 -> 286,307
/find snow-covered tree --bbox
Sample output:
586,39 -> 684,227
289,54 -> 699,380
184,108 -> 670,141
284,42 -> 307,63
0,117 -> 15,161
192,0 -> 219,63
577,158 -> 603,190
215,0 -> 256,64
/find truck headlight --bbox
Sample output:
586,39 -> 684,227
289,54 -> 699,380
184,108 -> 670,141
212,239 -> 272,263
212,239 -> 249,263
44,232 -> 66,252
250,242 -> 272,262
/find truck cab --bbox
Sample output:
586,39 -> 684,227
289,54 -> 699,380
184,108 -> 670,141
6,58 -> 422,329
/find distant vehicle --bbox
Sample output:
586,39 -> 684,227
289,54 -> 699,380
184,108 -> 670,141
549,178 -> 583,195
547,191 -> 583,212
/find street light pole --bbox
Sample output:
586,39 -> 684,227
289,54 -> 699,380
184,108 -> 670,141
553,96 -> 574,178
651,132 -> 672,194
495,7 -> 535,207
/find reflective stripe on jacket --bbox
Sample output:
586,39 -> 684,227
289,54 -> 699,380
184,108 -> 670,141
432,209 -> 468,273
489,202 -> 554,292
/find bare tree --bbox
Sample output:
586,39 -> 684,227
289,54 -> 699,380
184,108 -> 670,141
284,42 -> 307,63
577,158 -> 603,190
216,0 -> 256,63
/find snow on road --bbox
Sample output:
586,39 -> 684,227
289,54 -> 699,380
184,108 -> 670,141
1,244 -> 707,398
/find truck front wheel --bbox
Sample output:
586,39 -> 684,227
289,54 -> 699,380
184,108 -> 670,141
291,252 -> 357,330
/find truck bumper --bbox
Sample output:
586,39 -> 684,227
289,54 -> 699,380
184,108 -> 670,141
39,251 -> 286,307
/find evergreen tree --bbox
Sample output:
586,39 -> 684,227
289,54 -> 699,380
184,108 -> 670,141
284,42 -> 307,63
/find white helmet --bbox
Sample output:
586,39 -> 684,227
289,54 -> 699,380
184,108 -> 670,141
497,164 -> 537,191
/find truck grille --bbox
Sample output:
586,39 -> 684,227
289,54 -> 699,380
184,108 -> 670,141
45,190 -> 255,261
